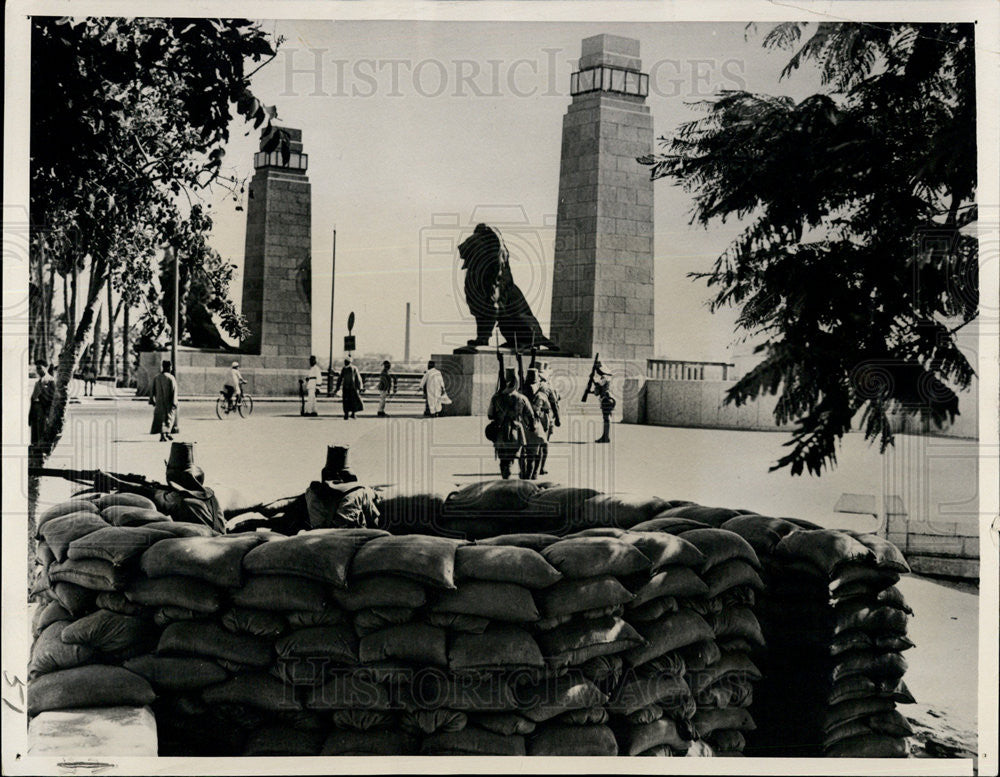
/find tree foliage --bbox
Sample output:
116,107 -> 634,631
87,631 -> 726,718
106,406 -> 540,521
640,22 -> 977,474
30,17 -> 287,461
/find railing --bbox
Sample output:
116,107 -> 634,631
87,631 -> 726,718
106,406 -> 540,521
646,359 -> 735,381
322,371 -> 427,399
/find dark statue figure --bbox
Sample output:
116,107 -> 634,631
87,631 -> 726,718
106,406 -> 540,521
457,223 -> 558,352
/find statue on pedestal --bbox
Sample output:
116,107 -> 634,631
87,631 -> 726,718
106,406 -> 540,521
456,223 -> 558,353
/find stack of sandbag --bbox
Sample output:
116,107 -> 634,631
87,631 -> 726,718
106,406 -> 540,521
720,515 -> 916,757
28,494 -> 173,721
624,522 -> 765,756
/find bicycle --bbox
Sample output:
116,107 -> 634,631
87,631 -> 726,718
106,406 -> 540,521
216,389 -> 253,419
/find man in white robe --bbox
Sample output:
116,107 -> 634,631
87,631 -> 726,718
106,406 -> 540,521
418,360 -> 449,417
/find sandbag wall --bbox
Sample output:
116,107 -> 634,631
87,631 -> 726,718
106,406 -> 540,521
718,515 -> 916,757
27,483 -> 767,757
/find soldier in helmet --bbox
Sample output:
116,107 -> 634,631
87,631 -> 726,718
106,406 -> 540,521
486,367 -> 536,479
592,361 -> 617,444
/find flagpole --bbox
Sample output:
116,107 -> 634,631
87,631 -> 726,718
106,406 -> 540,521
327,227 -> 336,395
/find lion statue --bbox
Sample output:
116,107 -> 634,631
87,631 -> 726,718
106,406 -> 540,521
457,223 -> 558,352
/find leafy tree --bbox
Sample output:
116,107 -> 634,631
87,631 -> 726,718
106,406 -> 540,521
641,22 -> 977,474
29,17 -> 287,474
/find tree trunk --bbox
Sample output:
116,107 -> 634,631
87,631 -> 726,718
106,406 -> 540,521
92,305 -> 103,376
40,263 -> 108,464
122,302 -> 131,386
107,282 -> 117,380
46,263 -> 56,362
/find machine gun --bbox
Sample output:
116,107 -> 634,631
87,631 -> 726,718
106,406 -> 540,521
28,466 -> 163,497
581,353 -> 601,402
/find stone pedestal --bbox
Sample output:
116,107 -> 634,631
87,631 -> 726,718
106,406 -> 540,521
137,348 -> 311,396
433,352 -> 644,418
551,34 -> 655,360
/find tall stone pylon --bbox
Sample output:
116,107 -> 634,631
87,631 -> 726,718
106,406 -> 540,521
551,34 -> 655,359
241,126 -> 312,357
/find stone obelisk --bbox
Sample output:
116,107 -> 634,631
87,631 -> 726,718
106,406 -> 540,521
550,34 -> 655,360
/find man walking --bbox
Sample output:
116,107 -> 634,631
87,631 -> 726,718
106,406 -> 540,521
333,356 -> 365,419
377,360 -> 397,417
149,359 -> 178,442
486,367 -> 535,479
303,355 -> 321,416
29,361 -> 55,448
418,360 -> 450,418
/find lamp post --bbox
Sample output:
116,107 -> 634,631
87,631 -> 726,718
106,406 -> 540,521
327,226 -> 336,395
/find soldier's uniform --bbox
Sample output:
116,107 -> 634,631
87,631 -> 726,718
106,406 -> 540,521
487,370 -> 536,479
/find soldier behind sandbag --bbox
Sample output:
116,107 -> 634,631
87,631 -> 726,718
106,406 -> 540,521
486,367 -> 536,480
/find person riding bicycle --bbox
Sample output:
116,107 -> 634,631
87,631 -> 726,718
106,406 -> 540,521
223,361 -> 246,410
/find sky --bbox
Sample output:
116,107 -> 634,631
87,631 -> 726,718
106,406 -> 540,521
202,20 -> 825,366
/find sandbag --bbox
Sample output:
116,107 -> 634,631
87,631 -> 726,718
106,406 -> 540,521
48,558 -> 128,592
526,486 -> 602,524
630,517 -> 708,534
60,609 -> 149,654
678,529 -> 760,572
123,654 -> 228,690
655,504 -> 743,527
102,506 -> 171,528
628,597 -> 680,622
32,602 -> 71,638
406,673 -> 517,712
321,729 -> 418,755
537,575 -> 635,617
377,491 -> 447,535
449,624 -> 544,673
867,710 -> 915,738
719,514 -> 798,556
36,541 -> 56,567
626,705 -> 663,724
37,499 -> 100,532
95,492 -> 157,511
827,675 -> 914,706
845,531 -> 910,573
775,529 -> 877,577
581,493 -> 671,529
539,616 -> 645,668
446,479 -> 541,514
158,620 -> 272,666
298,669 -> 392,710
422,727 -> 526,756
141,534 -> 262,588
831,651 -> 908,684
623,532 -> 705,574
830,563 -> 901,595
630,566 -> 709,607
528,724 -> 618,756
126,575 -> 222,613
691,706 -> 756,736
286,609 -> 347,628
686,652 -> 761,695
67,525 -> 174,567
402,709 -> 468,735
703,559 -> 765,598
477,533 -> 561,551
455,544 -> 562,588
243,726 -> 323,756
350,535 -> 465,589
517,676 -> 608,722
708,607 -> 765,647
833,602 -> 909,636
431,581 -> 539,622
354,607 -> 417,637
475,712 -> 536,735
359,622 -> 447,667
28,622 -> 96,679
822,696 -> 897,731
542,536 -> 650,578
622,716 -> 688,756
275,625 -> 358,665
38,513 -> 108,562
825,733 -> 908,757
221,607 -> 287,639
644,649 -> 687,678
153,606 -> 200,628
27,665 -> 155,716
232,574 -> 329,612
333,575 -> 427,610
244,530 -> 382,588
425,612 -> 490,634
202,672 -> 302,711
50,582 -> 97,617
624,611 -> 715,667
707,729 -> 746,753
330,710 -> 396,730
143,520 -> 215,538
609,673 -> 692,716
580,654 -> 623,684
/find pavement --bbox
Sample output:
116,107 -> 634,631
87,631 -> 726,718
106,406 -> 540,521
26,391 -> 983,755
